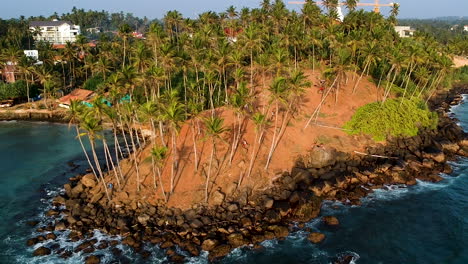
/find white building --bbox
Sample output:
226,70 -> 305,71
29,20 -> 81,44
464,25 -> 468,32
394,26 -> 415,38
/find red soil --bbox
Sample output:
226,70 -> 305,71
105,70 -> 383,209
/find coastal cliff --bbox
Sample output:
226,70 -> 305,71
25,85 -> 468,263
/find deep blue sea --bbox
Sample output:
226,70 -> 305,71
0,99 -> 467,264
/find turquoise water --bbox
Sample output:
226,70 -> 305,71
0,99 -> 467,263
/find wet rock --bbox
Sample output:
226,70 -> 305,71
208,244 -> 231,262
185,242 -> 200,256
70,183 -> 84,198
54,221 -> 66,231
240,217 -> 252,227
26,238 -> 38,246
122,236 -> 137,248
308,232 -> 326,243
45,209 -> 60,217
45,233 -> 57,240
26,221 -> 39,227
33,246 -> 51,256
160,241 -> 174,249
60,250 -> 72,259
97,241 -> 109,250
169,254 -> 185,263
293,201 -> 321,222
269,225 -> 289,238
85,255 -> 101,264
227,233 -> 248,248
322,216 -> 339,227
201,239 -> 219,251
81,174 -> 97,188
264,210 -> 281,224
141,250 -> 151,259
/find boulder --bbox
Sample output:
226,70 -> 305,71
54,221 -> 66,231
137,214 -> 150,226
85,255 -> 101,264
308,232 -> 325,243
45,233 -> 57,240
208,244 -> 231,262
263,198 -> 274,209
33,246 -> 51,256
227,203 -> 239,212
26,238 -> 38,246
190,219 -> 204,229
81,174 -> 97,188
227,233 -> 248,248
322,216 -> 339,226
305,147 -> 337,168
292,201 -> 321,222
269,225 -> 289,238
211,190 -> 225,206
201,239 -> 219,251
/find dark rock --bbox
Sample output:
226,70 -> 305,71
60,250 -> 72,259
201,239 -> 218,251
45,233 -> 57,240
45,209 -> 60,217
208,244 -> 231,262
160,241 -> 174,249
322,216 -> 339,226
26,238 -> 38,246
141,250 -> 151,259
27,221 -> 39,227
227,233 -> 248,248
33,246 -> 51,256
264,210 -> 281,223
54,221 -> 66,231
292,200 -> 321,222
263,198 -> 274,209
190,219 -> 204,229
269,225 -> 289,238
308,232 -> 326,243
84,255 -> 101,264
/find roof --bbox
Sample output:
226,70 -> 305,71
58,89 -> 94,105
30,21 -> 73,27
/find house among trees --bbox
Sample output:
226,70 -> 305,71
394,26 -> 415,38
29,19 -> 81,44
58,88 -> 95,108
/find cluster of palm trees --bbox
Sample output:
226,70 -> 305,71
0,0 -> 456,203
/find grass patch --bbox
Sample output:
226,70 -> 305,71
343,97 -> 438,141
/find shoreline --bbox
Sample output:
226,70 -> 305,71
0,109 -> 70,123
26,84 -> 468,263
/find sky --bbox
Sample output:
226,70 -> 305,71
1,0 -> 467,20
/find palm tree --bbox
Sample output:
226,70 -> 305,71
245,112 -> 268,182
68,100 -> 98,181
151,145 -> 168,202
79,114 -> 111,201
160,91 -> 185,194
203,115 -> 227,203
118,23 -> 132,69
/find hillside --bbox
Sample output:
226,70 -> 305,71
100,70 -> 383,209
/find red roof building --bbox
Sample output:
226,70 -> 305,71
58,88 -> 95,107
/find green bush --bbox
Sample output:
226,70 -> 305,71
83,75 -> 104,91
0,80 -> 27,100
344,98 -> 438,141
453,66 -> 468,83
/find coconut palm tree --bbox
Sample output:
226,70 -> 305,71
203,115 -> 227,203
151,145 -> 168,202
79,114 -> 111,201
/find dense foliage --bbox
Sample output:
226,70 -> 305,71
0,80 -> 38,100
344,98 -> 438,141
0,0 -> 463,202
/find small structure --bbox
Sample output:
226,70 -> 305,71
394,26 -> 415,38
24,50 -> 39,60
58,88 -> 95,108
464,25 -> 468,32
224,28 -> 243,43
132,32 -> 145,39
86,27 -> 102,34
30,19 -> 81,44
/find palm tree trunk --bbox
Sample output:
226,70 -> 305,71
103,137 -> 121,189
75,125 -> 98,180
352,61 -> 369,94
191,120 -> 199,172
265,102 -> 279,170
89,139 -> 110,201
205,143 -> 215,203
170,130 -> 177,194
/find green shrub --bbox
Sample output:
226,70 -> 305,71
0,80 -> 27,100
83,75 -> 104,91
453,66 -> 468,83
344,98 -> 438,141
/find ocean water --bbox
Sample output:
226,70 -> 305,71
0,99 -> 467,264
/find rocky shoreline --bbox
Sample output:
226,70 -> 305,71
0,109 -> 70,123
27,85 -> 468,263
